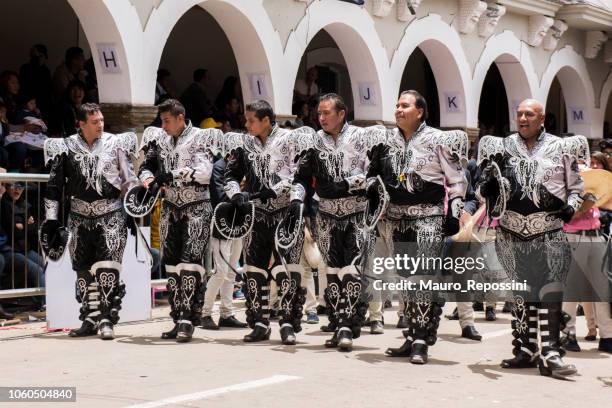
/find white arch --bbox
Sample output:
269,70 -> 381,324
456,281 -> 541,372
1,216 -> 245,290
599,70 -> 612,114
472,31 -> 538,132
67,0 -> 139,104
143,0 -> 282,107
390,14 -> 472,128
283,0 -> 389,121
540,46 -> 596,137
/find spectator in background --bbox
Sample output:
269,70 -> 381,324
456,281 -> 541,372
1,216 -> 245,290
0,100 -> 28,172
0,71 -> 21,124
52,80 -> 86,137
52,47 -> 86,100
180,68 -> 212,125
0,102 -> 11,169
19,44 -> 53,121
599,139 -> 612,170
0,178 -> 13,319
215,76 -> 243,111
220,97 -> 243,130
591,152 -> 610,171
0,182 -> 45,308
603,121 -> 610,140
14,94 -> 43,125
294,66 -> 319,104
155,69 -> 175,105
83,57 -> 98,103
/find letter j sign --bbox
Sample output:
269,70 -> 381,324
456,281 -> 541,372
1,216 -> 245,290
358,83 -> 378,105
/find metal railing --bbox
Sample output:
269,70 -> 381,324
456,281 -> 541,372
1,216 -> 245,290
0,173 -> 49,299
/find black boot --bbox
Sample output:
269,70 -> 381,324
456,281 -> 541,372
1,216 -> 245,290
598,338 -> 612,353
445,307 -> 459,320
200,316 -> 219,330
538,302 -> 577,379
409,342 -> 428,365
70,270 -> 99,337
501,296 -> 539,369
244,323 -> 271,342
161,266 -> 181,339
461,325 -> 482,341
322,273 -> 341,333
93,261 -> 124,341
69,320 -> 98,337
161,323 -> 180,340
280,324 -> 296,345
176,264 -> 205,343
485,306 -> 497,321
337,327 -> 353,351
385,338 -> 413,357
324,331 -> 338,348
99,322 -> 114,340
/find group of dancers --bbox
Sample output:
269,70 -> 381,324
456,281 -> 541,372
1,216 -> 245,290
40,90 -> 592,379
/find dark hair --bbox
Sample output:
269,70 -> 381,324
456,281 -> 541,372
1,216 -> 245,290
33,44 -> 48,59
400,90 -> 428,122
193,68 -> 208,82
76,102 -> 101,123
319,93 -> 347,115
0,70 -> 18,93
591,152 -> 611,171
158,98 -> 185,117
157,68 -> 171,81
245,100 -> 275,124
65,47 -> 84,64
599,139 -> 612,151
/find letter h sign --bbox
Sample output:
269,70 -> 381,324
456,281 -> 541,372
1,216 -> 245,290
97,44 -> 122,74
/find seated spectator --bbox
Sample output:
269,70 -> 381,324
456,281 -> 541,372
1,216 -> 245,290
294,66 -> 319,105
180,68 -> 212,126
51,80 -> 86,137
0,182 -> 45,307
215,75 -> 242,112
19,44 -> 53,122
0,100 -> 28,172
14,94 -> 44,126
0,70 -> 21,124
221,97 -> 244,130
52,47 -> 86,101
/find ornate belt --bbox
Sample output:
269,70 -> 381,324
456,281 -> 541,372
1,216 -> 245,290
318,196 -> 367,218
499,210 -> 563,239
386,203 -> 444,220
163,186 -> 210,208
70,198 -> 122,217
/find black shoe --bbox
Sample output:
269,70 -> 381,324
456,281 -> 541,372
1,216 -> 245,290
445,307 -> 459,320
598,338 -> 612,353
176,322 -> 194,343
218,316 -> 248,328
0,304 -> 14,320
325,332 -> 338,348
316,305 -> 327,315
200,316 -> 219,330
485,307 -> 496,321
370,320 -> 384,334
396,315 -> 409,328
385,338 -> 413,357
501,351 -> 539,368
576,304 -> 584,316
337,328 -> 353,351
402,329 -> 410,338
384,299 -> 392,309
321,323 -> 337,332
461,325 -> 482,341
243,324 -> 271,342
409,342 -> 428,365
161,323 -> 179,339
280,325 -> 296,345
585,331 -> 597,341
539,354 -> 577,379
473,301 -> 484,312
69,320 -> 98,337
99,322 -> 114,340
563,333 -> 581,352
502,301 -> 513,313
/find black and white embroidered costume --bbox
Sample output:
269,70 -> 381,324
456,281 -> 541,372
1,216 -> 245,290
368,123 -> 469,362
43,131 -> 138,337
477,131 -> 587,377
290,123 -> 373,349
138,122 -> 222,341
223,125 -> 313,343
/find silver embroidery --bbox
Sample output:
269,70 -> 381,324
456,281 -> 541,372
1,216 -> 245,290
499,210 -> 563,239
70,198 -> 123,218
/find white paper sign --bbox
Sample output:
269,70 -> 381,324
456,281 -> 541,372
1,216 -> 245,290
97,43 -> 121,73
358,83 -> 377,105
249,74 -> 269,99
569,107 -> 586,124
444,92 -> 463,113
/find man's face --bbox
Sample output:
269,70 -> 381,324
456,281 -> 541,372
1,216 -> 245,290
245,110 -> 270,137
71,54 -> 85,71
79,110 -> 104,139
8,184 -> 23,201
603,147 -> 612,169
395,94 -> 422,130
318,100 -> 345,134
516,101 -> 544,139
160,112 -> 185,137
228,98 -> 240,114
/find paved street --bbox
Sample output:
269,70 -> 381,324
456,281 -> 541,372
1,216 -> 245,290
1,304 -> 611,408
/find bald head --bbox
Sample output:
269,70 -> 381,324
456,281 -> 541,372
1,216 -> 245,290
517,99 -> 545,140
